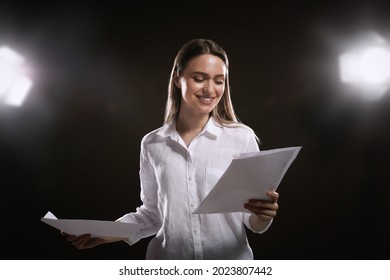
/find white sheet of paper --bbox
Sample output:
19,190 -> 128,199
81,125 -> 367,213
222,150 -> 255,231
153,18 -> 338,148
41,211 -> 143,238
193,146 -> 302,214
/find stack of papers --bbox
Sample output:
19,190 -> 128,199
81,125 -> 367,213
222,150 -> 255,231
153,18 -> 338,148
41,211 -> 142,238
193,146 -> 302,214
42,147 -> 301,235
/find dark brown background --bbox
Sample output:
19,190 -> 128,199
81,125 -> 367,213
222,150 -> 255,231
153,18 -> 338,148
1,0 -> 389,259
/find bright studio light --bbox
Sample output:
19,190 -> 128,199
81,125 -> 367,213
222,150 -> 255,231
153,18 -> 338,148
359,47 -> 390,84
0,46 -> 33,107
339,33 -> 390,100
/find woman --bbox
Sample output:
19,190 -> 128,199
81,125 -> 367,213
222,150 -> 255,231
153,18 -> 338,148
65,38 -> 279,259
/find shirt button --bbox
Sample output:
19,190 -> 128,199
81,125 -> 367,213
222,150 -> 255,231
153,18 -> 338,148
191,203 -> 194,207
188,177 -> 192,181
194,229 -> 197,234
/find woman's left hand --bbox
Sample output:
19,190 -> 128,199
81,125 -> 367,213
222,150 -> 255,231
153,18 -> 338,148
244,191 -> 279,223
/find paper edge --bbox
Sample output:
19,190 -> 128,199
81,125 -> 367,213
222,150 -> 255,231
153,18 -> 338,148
193,146 -> 302,214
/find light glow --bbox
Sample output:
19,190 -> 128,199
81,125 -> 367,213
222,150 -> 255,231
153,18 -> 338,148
359,47 -> 390,84
340,47 -> 390,85
4,76 -> 33,106
338,33 -> 390,100
339,52 -> 358,83
0,46 -> 33,107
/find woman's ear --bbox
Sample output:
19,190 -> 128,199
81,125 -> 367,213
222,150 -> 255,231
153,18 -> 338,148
174,72 -> 181,88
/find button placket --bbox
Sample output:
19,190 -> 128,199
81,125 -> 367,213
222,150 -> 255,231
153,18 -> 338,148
186,151 -> 204,259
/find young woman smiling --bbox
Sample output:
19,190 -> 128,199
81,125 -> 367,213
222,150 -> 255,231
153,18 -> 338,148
64,38 -> 279,260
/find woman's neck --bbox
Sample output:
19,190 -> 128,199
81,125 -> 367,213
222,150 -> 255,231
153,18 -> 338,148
176,110 -> 209,134
176,111 -> 210,146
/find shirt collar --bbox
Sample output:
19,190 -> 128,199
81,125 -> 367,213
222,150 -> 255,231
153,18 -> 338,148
156,117 -> 222,140
201,117 -> 222,138
156,119 -> 178,140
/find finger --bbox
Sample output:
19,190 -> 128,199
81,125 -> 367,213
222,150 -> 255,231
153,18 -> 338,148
246,207 -> 277,218
245,203 -> 276,213
247,199 -> 268,205
72,234 -> 91,244
245,201 -> 279,210
66,235 -> 78,242
82,238 -> 105,249
73,238 -> 90,249
266,191 -> 279,203
256,213 -> 275,221
74,240 -> 89,250
67,233 -> 89,242
74,237 -> 105,250
245,204 -> 278,214
72,234 -> 91,248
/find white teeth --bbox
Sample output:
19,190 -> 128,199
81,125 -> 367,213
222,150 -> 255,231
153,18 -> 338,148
199,97 -> 213,102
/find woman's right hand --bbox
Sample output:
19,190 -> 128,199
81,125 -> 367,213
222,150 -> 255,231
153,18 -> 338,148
61,231 -> 120,249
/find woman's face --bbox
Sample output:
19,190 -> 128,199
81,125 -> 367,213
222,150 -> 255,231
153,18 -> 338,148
175,54 -> 226,117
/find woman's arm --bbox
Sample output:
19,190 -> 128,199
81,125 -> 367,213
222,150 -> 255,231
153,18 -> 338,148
244,191 -> 279,231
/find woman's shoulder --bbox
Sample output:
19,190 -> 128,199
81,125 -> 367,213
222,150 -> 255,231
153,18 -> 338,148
141,122 -> 174,145
141,127 -> 163,144
222,121 -> 256,136
219,122 -> 261,152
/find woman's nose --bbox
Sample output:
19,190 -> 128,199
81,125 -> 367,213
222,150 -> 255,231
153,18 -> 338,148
203,80 -> 214,94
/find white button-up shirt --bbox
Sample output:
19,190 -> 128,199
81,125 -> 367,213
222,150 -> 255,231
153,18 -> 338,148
117,117 -> 271,259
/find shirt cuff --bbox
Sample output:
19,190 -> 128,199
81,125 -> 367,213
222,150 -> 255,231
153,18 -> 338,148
243,213 -> 273,234
115,216 -> 143,245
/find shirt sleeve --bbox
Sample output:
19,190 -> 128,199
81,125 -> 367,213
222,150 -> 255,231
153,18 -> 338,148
241,127 -> 274,234
243,214 -> 273,234
116,138 -> 161,245
243,126 -> 260,153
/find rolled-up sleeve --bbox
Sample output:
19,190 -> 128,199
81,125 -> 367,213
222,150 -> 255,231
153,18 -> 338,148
243,213 -> 273,234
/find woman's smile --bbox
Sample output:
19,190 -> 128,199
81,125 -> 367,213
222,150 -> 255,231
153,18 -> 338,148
196,95 -> 215,104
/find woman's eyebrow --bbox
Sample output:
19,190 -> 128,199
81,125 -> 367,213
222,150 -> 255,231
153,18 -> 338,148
191,71 -> 225,78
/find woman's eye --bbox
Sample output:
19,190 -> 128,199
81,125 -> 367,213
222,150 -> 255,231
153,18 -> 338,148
193,77 -> 204,82
215,80 -> 224,85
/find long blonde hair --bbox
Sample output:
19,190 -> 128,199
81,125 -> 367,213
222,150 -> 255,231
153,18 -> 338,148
164,38 -> 240,126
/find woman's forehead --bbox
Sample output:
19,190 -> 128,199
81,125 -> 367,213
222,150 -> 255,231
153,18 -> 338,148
185,54 -> 226,75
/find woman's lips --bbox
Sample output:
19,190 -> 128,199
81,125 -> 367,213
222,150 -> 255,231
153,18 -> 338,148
196,96 -> 214,104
